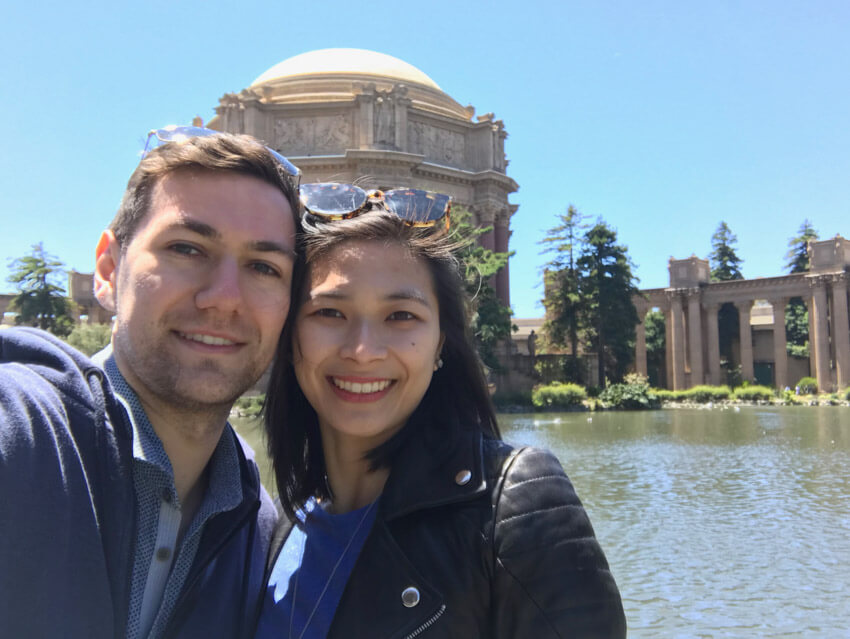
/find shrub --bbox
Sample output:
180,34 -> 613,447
234,394 -> 265,417
732,385 -> 775,402
682,385 -> 731,403
599,374 -> 659,410
653,388 -> 677,403
796,376 -> 818,394
65,323 -> 112,356
531,382 -> 587,410
844,387 -> 850,401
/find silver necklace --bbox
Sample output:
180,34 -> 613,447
289,499 -> 377,639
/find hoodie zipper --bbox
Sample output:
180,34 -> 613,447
402,604 -> 446,639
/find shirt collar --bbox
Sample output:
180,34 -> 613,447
93,344 -> 243,514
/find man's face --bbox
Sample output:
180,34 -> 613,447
96,169 -> 295,412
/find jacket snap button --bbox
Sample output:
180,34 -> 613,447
455,469 -> 472,486
401,586 -> 420,608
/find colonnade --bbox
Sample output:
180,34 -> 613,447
635,271 -> 850,392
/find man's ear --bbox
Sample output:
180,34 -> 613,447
94,230 -> 120,312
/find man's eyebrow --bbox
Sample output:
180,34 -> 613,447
251,240 -> 296,259
164,218 -> 295,258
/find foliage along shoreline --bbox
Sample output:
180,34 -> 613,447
494,375 -> 850,413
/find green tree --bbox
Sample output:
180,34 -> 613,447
538,205 -> 587,374
7,243 -> 75,337
709,221 -> 744,282
577,220 -> 640,387
785,220 -> 818,357
785,219 -> 818,273
709,222 -> 744,371
452,207 -> 514,369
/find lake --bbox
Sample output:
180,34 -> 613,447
233,406 -> 850,638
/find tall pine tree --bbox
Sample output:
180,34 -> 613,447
785,220 -> 818,357
577,221 -> 639,387
538,205 -> 586,374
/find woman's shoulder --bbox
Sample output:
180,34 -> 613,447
482,439 -> 571,489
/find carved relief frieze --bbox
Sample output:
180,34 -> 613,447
407,120 -> 465,166
273,114 -> 352,156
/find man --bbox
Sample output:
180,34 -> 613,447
0,130 -> 299,638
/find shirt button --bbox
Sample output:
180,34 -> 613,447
455,469 -> 472,486
401,586 -> 420,608
156,547 -> 172,562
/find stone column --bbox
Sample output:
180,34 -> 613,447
705,303 -> 722,385
393,89 -> 411,151
635,308 -> 648,377
664,306 -> 674,389
770,297 -> 788,390
736,300 -> 754,382
807,296 -> 817,379
670,294 -> 687,390
810,278 -> 831,392
476,206 -> 496,251
687,290 -> 704,386
831,276 -> 850,389
494,215 -> 510,307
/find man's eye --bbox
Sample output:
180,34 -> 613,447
388,311 -> 416,321
249,261 -> 281,277
169,243 -> 202,256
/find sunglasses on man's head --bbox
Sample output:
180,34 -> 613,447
143,125 -> 302,179
300,183 -> 451,231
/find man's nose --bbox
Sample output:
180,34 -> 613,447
195,258 -> 243,313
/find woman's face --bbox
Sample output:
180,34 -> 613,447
293,239 -> 444,450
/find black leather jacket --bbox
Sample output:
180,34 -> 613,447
266,428 -> 626,638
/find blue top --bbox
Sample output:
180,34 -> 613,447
255,498 -> 379,639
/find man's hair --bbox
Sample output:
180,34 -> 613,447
110,132 -> 300,246
263,210 -> 501,520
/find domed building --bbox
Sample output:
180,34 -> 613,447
206,48 -> 518,305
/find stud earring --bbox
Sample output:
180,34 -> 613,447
435,357 -> 444,371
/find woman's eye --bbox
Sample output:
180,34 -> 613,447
315,308 -> 344,319
388,311 -> 416,321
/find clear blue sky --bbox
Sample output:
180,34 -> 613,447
2,0 -> 848,318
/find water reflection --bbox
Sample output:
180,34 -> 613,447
500,407 -> 850,637
236,407 -> 850,637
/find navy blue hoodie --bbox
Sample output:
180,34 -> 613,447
0,328 -> 276,638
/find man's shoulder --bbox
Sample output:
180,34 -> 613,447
0,327 -> 127,442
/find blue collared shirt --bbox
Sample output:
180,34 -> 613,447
94,346 -> 244,639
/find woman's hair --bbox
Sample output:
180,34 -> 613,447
264,209 -> 501,519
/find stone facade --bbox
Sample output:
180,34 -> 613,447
634,236 -> 850,392
206,49 -> 518,306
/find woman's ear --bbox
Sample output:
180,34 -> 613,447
434,333 -> 446,371
94,230 -> 120,312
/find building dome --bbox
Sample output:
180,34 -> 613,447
251,48 -> 441,91
244,48 -> 470,121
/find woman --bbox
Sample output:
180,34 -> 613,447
256,184 -> 626,638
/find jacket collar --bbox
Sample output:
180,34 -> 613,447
379,425 -> 487,521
